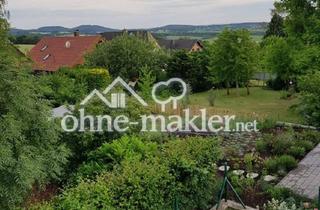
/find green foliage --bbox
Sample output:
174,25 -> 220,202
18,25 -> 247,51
297,130 -> 320,145
294,140 -> 314,152
264,12 -> 286,38
297,72 -> 320,126
50,177 -> 114,210
208,29 -> 258,95
75,135 -> 158,181
9,34 -> 42,44
38,67 -> 111,106
265,155 -> 297,174
166,49 -> 212,92
138,66 -> 156,100
288,146 -> 306,159
0,49 -> 69,208
230,175 -> 255,197
263,37 -> 296,89
46,136 -> 221,210
61,99 -> 150,174
85,34 -> 165,79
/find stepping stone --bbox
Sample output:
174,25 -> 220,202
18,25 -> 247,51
246,172 -> 259,179
232,170 -> 245,176
264,175 -> 277,182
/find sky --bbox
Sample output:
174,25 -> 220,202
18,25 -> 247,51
8,0 -> 275,29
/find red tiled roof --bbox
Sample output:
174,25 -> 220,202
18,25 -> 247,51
29,35 -> 102,72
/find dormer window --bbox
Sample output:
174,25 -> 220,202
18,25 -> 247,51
40,45 -> 48,51
43,54 -> 50,61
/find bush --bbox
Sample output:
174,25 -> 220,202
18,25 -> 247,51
297,72 -> 320,126
265,155 -> 297,174
74,135 -> 158,181
161,137 -> 222,209
297,131 -> 320,145
273,136 -> 293,155
48,136 -> 222,210
294,140 -> 314,152
256,139 -> 269,154
288,146 -> 306,158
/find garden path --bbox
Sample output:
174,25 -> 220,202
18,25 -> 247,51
278,144 -> 320,199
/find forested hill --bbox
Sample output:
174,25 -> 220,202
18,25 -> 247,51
10,22 -> 267,37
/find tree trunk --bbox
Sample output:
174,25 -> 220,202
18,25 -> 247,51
246,84 -> 250,95
236,80 -> 239,96
226,81 -> 230,95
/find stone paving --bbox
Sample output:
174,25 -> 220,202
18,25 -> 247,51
278,144 -> 320,199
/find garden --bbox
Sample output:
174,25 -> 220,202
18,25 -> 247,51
2,0 -> 320,209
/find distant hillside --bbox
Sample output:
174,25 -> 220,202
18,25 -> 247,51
10,22 -> 267,40
150,22 -> 267,33
10,25 -> 118,36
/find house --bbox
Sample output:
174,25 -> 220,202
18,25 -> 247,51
101,30 -> 203,52
155,38 -> 203,52
29,33 -> 103,72
100,30 -> 158,44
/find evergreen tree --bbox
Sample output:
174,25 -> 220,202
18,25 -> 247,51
264,11 -> 286,38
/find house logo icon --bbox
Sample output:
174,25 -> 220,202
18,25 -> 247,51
80,77 -> 148,108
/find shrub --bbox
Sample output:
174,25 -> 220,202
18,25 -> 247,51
51,136 -> 222,210
75,135 -> 158,181
272,134 -> 294,155
294,140 -> 314,152
297,72 -> 320,126
162,137 -> 222,209
288,146 -> 306,158
297,131 -> 320,145
256,140 -> 269,154
265,155 -> 297,174
52,178 -> 114,210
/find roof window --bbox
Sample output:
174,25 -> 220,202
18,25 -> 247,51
43,54 -> 50,61
40,45 -> 48,51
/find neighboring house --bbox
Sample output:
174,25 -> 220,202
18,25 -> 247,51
29,33 -> 103,72
155,38 -> 203,52
101,30 -> 203,52
101,30 -> 159,46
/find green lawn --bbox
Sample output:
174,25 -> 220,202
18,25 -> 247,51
188,87 -> 302,123
16,44 -> 34,55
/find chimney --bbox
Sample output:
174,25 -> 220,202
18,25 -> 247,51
74,29 -> 80,37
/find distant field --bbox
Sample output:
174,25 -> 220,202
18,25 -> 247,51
16,44 -> 34,54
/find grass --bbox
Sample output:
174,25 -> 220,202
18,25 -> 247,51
16,44 -> 34,55
188,87 -> 302,123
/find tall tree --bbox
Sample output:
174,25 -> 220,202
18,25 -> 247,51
275,0 -> 316,38
85,34 -> 166,80
208,29 -> 257,95
263,36 -> 297,89
264,11 -> 286,38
